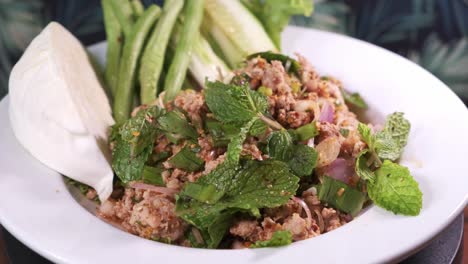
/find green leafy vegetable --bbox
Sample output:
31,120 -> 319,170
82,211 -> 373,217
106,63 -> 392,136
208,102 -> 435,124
265,130 -> 317,176
204,118 -> 240,147
205,81 -> 268,123
249,118 -> 268,137
168,145 -> 205,172
226,118 -> 258,164
382,112 -> 411,149
157,109 -> 198,143
250,230 -> 292,248
119,106 -> 162,156
355,150 -> 375,182
265,130 -> 293,161
288,144 -> 318,177
176,160 -> 299,248
142,165 -> 165,186
243,0 -> 313,49
112,142 -> 153,184
341,88 -> 368,109
367,160 -> 422,216
247,51 -> 301,76
295,122 -> 318,141
318,176 -> 367,216
358,113 -> 411,162
112,106 -> 163,183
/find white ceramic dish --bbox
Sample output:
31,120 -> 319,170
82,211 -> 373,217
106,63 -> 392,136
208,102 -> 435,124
0,26 -> 467,264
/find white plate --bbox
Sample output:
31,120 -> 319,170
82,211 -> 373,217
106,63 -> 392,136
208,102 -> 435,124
1,26 -> 467,264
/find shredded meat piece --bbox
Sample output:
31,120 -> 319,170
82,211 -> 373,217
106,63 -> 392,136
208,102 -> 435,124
99,189 -> 188,242
173,90 -> 205,124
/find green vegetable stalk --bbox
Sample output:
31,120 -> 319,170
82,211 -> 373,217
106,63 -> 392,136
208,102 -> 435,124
163,0 -> 205,102
113,5 -> 161,124
140,0 -> 184,104
109,0 -> 135,38
101,0 -> 122,96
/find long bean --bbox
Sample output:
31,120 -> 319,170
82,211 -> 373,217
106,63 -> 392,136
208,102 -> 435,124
101,0 -> 122,96
113,5 -> 161,124
163,0 -> 204,102
139,0 -> 184,104
131,0 -> 145,18
109,0 -> 135,38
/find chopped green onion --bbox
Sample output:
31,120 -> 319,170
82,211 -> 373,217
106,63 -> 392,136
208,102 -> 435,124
318,176 -> 366,216
295,122 -> 318,141
258,86 -> 273,96
168,146 -> 204,172
142,166 -> 165,186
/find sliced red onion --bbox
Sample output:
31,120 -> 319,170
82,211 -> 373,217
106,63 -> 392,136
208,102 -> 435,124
191,227 -> 204,245
292,196 -> 312,230
313,209 -> 325,233
319,101 -> 334,123
322,158 -> 354,184
129,182 -> 177,196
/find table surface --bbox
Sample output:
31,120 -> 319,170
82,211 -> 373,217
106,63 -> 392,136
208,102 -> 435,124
0,213 -> 464,264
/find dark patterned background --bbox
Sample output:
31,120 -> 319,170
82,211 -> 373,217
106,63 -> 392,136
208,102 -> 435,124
0,0 -> 467,102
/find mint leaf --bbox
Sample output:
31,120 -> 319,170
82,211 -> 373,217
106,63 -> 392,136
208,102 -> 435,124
249,118 -> 268,137
176,160 -> 299,248
157,109 -> 198,143
374,131 -> 400,161
265,130 -> 317,176
247,51 -> 301,76
226,118 -> 258,165
383,112 -> 410,149
205,81 -> 268,123
112,106 -> 163,183
118,106 -> 162,156
250,231 -> 292,248
204,118 -> 240,147
112,142 -> 154,184
341,88 -> 367,109
288,144 -> 318,177
265,130 -> 293,161
357,122 -> 374,148
367,160 -> 422,216
355,150 -> 375,182
168,145 -> 204,172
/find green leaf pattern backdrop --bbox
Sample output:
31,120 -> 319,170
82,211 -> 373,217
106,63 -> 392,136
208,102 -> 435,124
0,0 -> 467,102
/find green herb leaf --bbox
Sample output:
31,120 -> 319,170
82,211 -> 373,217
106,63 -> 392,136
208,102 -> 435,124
374,131 -> 400,161
247,51 -> 301,75
226,118 -> 258,165
118,106 -> 162,156
265,130 -> 293,161
382,112 -> 411,149
112,142 -> 154,184
250,231 -> 292,248
318,176 -> 367,216
355,150 -> 375,182
204,118 -> 240,147
157,109 -> 198,143
288,144 -> 318,177
339,128 -> 350,137
341,88 -> 368,109
176,160 -> 299,248
168,145 -> 204,172
249,118 -> 268,137
112,106 -> 163,183
367,160 -> 422,216
205,81 -> 268,123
